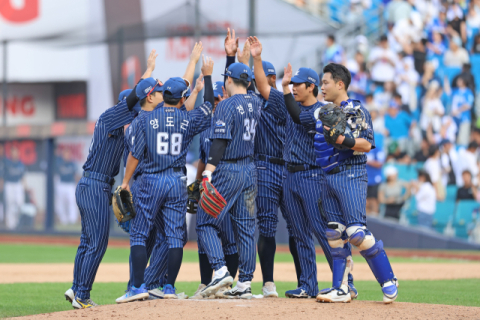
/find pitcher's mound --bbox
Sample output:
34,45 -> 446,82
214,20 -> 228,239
12,299 -> 480,320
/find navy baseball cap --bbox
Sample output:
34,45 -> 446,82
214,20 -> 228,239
136,78 -> 163,100
118,89 -> 132,102
213,81 -> 224,98
252,61 -> 276,80
162,77 -> 189,99
222,62 -> 252,82
291,68 -> 319,86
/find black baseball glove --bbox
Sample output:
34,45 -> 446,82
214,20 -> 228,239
318,103 -> 347,148
187,179 -> 201,214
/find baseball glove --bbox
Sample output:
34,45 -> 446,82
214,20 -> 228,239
112,186 -> 136,223
199,179 -> 227,219
318,103 -> 347,147
187,179 -> 201,214
116,218 -> 131,233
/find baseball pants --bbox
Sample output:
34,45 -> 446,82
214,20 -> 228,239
55,182 -> 78,225
4,182 -> 24,230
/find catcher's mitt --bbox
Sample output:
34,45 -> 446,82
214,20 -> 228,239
318,103 -> 347,147
112,186 -> 136,223
199,179 -> 227,219
187,179 -> 201,214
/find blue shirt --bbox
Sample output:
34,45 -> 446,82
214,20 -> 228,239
83,100 -> 135,178
210,94 -> 263,161
384,110 -> 411,139
253,92 -> 285,158
451,87 -> 474,123
4,159 -> 25,182
366,145 -> 385,186
323,44 -> 343,66
132,103 -> 212,174
266,89 -> 321,166
58,161 -> 77,183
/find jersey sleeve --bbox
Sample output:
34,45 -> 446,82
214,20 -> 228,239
189,102 -> 214,136
299,104 -> 322,131
210,100 -> 234,140
359,106 -> 375,149
131,117 -> 147,160
104,100 -> 134,133
265,89 -> 287,121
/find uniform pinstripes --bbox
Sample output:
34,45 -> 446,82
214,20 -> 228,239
282,167 -> 333,297
196,161 -> 257,282
72,177 -> 112,299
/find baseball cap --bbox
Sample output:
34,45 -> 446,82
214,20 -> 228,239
252,61 -> 276,80
221,62 -> 252,82
136,78 -> 163,100
290,68 -> 319,86
213,81 -> 224,98
384,166 -> 398,177
162,77 -> 189,99
185,87 -> 192,98
118,89 -> 132,102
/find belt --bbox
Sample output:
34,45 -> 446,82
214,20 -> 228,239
286,163 -> 320,173
173,167 -> 182,172
327,165 -> 352,175
223,156 -> 253,164
83,171 -> 115,186
257,154 -> 285,165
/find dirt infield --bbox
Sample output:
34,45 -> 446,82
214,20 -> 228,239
1,261 -> 478,284
10,299 -> 480,320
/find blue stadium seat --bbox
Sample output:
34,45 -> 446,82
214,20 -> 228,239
471,55 -> 480,93
432,200 -> 455,234
390,164 -> 419,181
401,196 -> 418,226
446,185 -> 458,202
441,67 -> 462,85
453,200 -> 479,239
467,27 -> 479,52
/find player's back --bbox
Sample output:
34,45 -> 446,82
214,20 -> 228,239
253,93 -> 285,158
211,94 -> 262,161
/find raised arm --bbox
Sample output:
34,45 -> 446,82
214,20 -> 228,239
201,55 -> 215,107
126,50 -> 159,110
183,42 -> 204,87
184,74 -> 204,111
224,28 -> 238,84
250,36 -> 271,100
281,63 -> 302,124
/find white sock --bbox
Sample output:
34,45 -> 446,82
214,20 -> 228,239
214,266 -> 228,279
236,281 -> 251,290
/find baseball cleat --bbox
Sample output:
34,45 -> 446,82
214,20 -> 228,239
200,271 -> 233,298
72,296 -> 98,309
348,282 -> 358,300
223,286 -> 253,299
262,282 -> 279,298
382,280 -> 398,304
189,284 -> 207,299
64,288 -> 75,303
285,287 -> 313,298
316,287 -> 351,303
215,285 -> 231,298
163,284 -> 178,299
116,284 -> 149,303
148,287 -> 164,299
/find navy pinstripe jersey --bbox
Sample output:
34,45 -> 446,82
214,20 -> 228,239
253,91 -> 285,158
210,94 -> 263,161
4,159 -> 25,182
266,89 -> 323,166
83,100 -> 135,177
132,102 -> 213,173
199,127 -> 212,164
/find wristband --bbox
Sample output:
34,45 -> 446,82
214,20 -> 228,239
341,136 -> 356,149
202,170 -> 213,182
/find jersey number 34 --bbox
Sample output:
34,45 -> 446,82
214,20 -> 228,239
243,118 -> 256,141
157,132 -> 183,155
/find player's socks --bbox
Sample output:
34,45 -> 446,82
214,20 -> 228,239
289,236 -> 302,287
199,253 -> 213,285
258,235 -> 276,284
131,245 -> 147,288
166,248 -> 183,286
225,253 -> 239,280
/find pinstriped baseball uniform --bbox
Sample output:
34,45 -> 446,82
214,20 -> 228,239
72,100 -> 135,300
196,93 -> 262,282
265,88 -> 334,296
129,103 -> 212,249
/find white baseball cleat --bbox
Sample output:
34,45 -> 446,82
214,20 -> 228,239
316,287 -> 352,303
189,284 -> 207,299
382,280 -> 398,304
200,270 -> 233,298
64,288 -> 75,303
262,282 -> 279,298
214,285 -> 231,298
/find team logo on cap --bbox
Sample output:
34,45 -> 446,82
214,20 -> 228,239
213,82 -> 218,90
267,69 -> 275,73
144,86 -> 152,93
308,77 -> 316,83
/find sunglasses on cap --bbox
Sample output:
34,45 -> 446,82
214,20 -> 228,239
147,79 -> 164,97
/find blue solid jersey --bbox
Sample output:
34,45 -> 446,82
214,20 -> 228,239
451,88 -> 474,123
253,91 -> 285,158
83,100 -> 134,177
210,94 -> 263,161
132,103 -> 213,173
266,89 -> 321,166
366,146 -> 385,186
58,161 -> 77,183
4,159 -> 25,182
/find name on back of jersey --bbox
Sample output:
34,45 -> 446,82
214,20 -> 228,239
150,116 -> 190,131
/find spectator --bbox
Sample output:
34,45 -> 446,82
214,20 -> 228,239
384,104 -> 413,151
370,108 -> 387,136
433,115 -> 458,144
420,80 -> 445,135
374,81 -> 396,110
472,33 -> 480,53
364,93 -> 379,112
392,11 -> 424,46
427,31 -> 447,58
323,34 -> 344,66
4,146 -> 26,230
456,170 -> 477,201
395,52 -> 419,111
346,51 -> 365,75
440,139 -> 458,186
451,76 -> 474,146
466,1 -> 480,29
412,170 -> 437,229
413,39 -> 428,75
368,35 -> 399,85
446,3 -> 467,44
366,134 -> 386,215
378,166 -> 410,220
386,140 -> 411,163
391,91 -> 409,114
386,0 -> 412,24
425,7 -> 448,37
444,36 -> 470,67
413,138 -> 431,163
425,145 -> 445,200
452,63 -> 476,95
348,62 -> 368,102
456,141 -> 479,187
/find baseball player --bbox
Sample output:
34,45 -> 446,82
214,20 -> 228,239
4,145 -> 25,230
313,63 -> 398,303
64,50 -> 159,309
55,149 -> 79,225
120,61 -> 214,301
196,62 -> 262,299
0,144 -> 4,226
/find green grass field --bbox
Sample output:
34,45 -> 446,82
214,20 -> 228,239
1,243 -> 479,318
